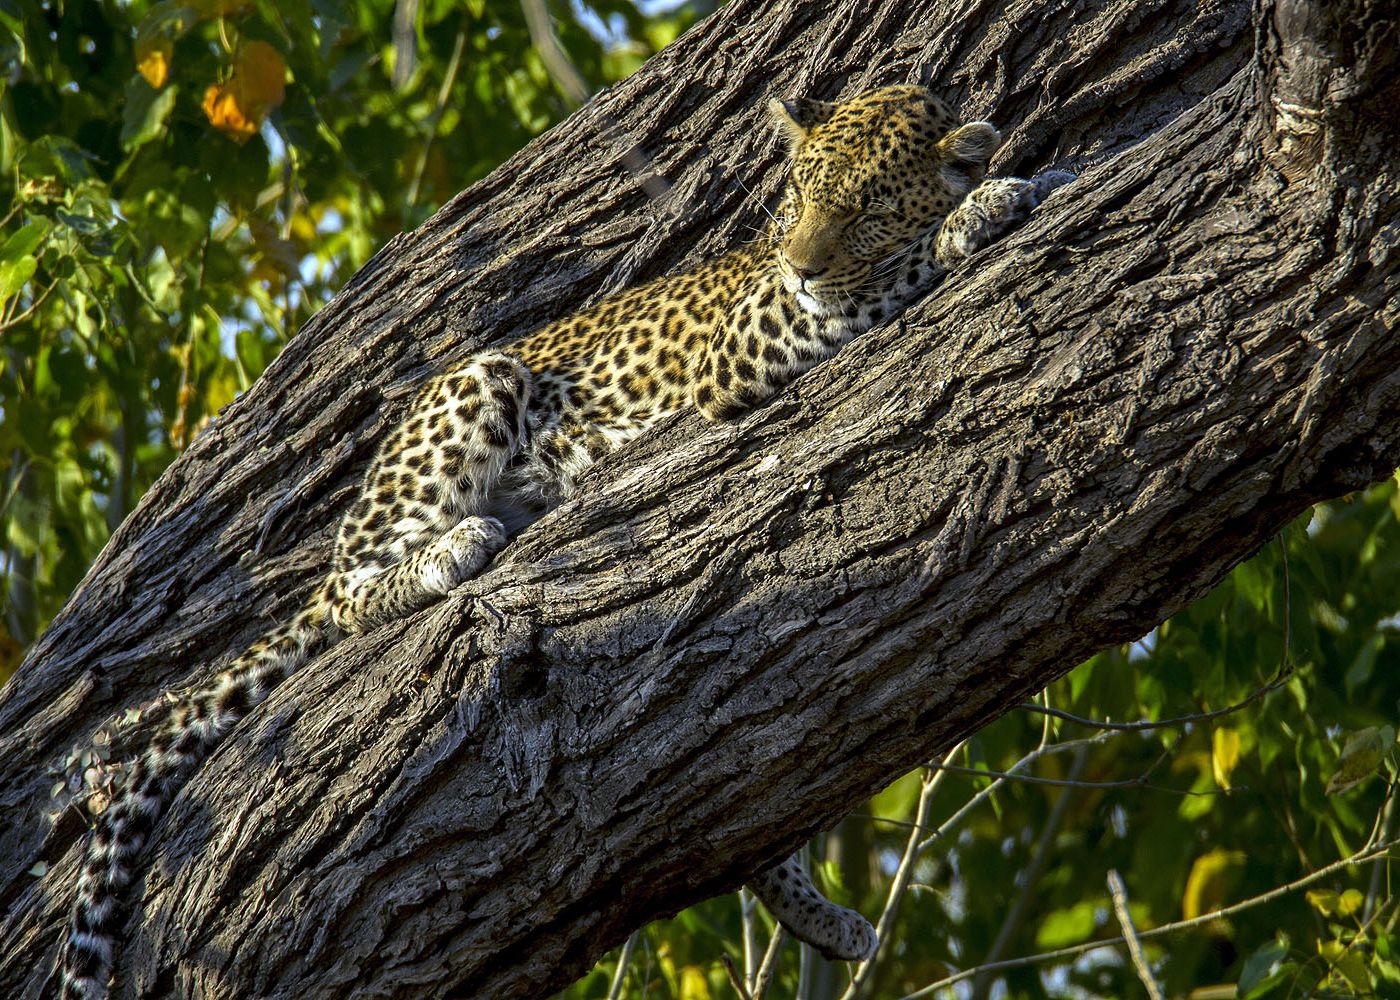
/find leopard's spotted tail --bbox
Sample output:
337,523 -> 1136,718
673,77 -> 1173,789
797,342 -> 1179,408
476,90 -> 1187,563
749,855 -> 878,961
58,589 -> 337,1000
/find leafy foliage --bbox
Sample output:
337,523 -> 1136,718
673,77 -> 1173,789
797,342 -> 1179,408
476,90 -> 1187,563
572,484 -> 1400,999
6,3 -> 1400,999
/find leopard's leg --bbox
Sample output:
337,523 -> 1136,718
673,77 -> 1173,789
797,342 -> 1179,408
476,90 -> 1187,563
333,516 -> 509,632
935,169 -> 1075,268
879,168 -> 1074,313
328,351 -> 529,633
60,352 -> 533,997
694,272 -> 833,421
495,406 -> 619,515
747,855 -> 878,961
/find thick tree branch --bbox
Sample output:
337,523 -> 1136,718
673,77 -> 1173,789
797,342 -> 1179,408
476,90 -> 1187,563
1,0 -> 1396,997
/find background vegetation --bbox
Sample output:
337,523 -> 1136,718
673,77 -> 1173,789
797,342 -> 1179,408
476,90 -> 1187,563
4,2 -> 1398,998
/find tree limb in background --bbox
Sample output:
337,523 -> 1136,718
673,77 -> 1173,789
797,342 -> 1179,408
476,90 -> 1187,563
521,0 -> 591,106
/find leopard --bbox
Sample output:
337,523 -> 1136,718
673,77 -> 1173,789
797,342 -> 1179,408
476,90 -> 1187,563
57,83 -> 1070,999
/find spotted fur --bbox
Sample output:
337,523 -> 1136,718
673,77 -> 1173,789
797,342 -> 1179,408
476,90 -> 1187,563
58,84 -> 1069,997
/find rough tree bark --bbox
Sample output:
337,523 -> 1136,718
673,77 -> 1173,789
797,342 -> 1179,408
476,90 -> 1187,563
1,0 -> 1396,996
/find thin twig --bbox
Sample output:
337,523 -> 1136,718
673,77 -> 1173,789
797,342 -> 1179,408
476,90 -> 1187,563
606,930 -> 639,1000
913,735 -> 1114,854
1279,534 -> 1292,673
1022,535 -> 1293,736
847,733 -> 1118,843
740,888 -> 759,987
1365,788 -> 1398,921
1108,870 -> 1164,1000
751,926 -> 786,1000
1297,896 -> 1394,1000
1018,668 -> 1290,731
924,761 -> 1226,795
0,276 -> 59,332
406,25 -> 466,209
391,0 -> 419,89
522,1 -> 679,216
971,745 -> 1089,998
520,0 -> 590,105
842,742 -> 965,1000
898,838 -> 1400,999
721,954 -> 753,1000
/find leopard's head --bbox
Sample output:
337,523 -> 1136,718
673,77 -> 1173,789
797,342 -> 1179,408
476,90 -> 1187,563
769,84 -> 1001,302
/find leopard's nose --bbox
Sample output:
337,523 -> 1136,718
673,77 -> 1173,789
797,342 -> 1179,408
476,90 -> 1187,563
791,263 -> 823,280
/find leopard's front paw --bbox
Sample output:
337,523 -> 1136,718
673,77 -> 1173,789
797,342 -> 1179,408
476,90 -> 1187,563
443,515 -> 508,582
1031,168 -> 1076,203
935,177 -> 1039,267
420,515 -> 509,596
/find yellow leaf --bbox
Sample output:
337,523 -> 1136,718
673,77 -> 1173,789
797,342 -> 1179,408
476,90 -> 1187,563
1338,888 -> 1365,917
136,38 -> 171,88
234,41 -> 286,113
678,964 -> 710,1000
1212,727 -> 1242,789
1319,939 -> 1373,994
203,83 -> 254,142
1307,889 -> 1342,916
204,373 -> 239,413
289,211 -> 318,242
1182,848 -> 1246,920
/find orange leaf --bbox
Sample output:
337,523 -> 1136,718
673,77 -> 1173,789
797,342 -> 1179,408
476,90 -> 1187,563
202,42 -> 286,143
233,41 -> 286,115
203,83 -> 258,142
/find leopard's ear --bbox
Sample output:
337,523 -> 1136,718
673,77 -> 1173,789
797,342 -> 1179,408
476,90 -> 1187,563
935,121 -> 1002,190
767,97 -> 837,147
937,121 -> 1002,169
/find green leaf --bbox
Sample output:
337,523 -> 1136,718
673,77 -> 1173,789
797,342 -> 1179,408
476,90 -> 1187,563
1035,900 -> 1099,949
871,769 -> 922,821
134,0 -> 201,49
1376,956 -> 1400,985
54,211 -> 101,237
1337,888 -> 1365,916
1239,938 -> 1290,997
121,77 -> 179,149
1318,939 -> 1372,993
1344,631 -> 1385,693
19,136 -> 93,186
0,220 -> 50,263
1307,887 -> 1365,918
1327,726 -> 1384,795
0,255 -> 37,298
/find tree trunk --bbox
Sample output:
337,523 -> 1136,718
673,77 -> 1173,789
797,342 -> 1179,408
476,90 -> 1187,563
2,0 -> 1396,996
